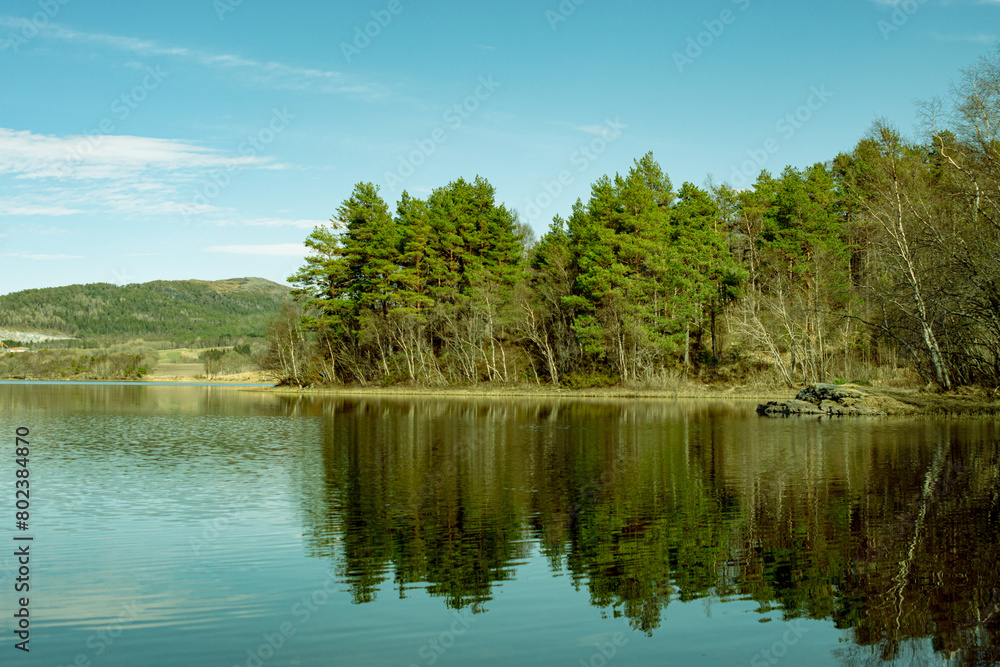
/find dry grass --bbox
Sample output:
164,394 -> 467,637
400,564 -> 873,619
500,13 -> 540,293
148,362 -> 205,378
876,386 -> 1000,417
145,369 -> 276,383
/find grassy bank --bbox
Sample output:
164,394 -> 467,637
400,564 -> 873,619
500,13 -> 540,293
873,386 -> 1000,418
262,381 -> 1000,417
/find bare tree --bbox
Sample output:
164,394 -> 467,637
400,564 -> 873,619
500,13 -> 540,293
848,123 -> 953,389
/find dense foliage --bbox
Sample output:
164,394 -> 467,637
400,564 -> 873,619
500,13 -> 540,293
286,177 -> 529,385
0,277 -> 290,344
277,49 -> 1000,389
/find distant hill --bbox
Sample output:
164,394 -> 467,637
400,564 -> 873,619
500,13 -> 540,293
0,277 -> 292,343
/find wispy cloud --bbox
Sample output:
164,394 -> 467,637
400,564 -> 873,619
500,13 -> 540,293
0,127 -> 293,219
0,202 -> 82,216
576,123 -> 617,136
213,217 -> 328,230
0,223 -> 71,236
204,244 -> 306,256
932,31 -> 997,42
0,18 -> 385,97
0,127 -> 273,182
3,252 -> 83,261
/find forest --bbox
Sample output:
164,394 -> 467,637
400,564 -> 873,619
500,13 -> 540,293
277,49 -> 1000,390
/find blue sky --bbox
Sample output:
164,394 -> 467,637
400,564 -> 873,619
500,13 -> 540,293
0,0 -> 997,294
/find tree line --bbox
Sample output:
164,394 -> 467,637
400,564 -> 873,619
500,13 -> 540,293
277,48 -> 1000,389
0,341 -> 157,380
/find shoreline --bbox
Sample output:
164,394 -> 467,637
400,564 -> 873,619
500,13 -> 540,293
4,375 -> 998,417
253,381 -> 1000,416
259,383 -> 787,400
241,382 -> 1000,417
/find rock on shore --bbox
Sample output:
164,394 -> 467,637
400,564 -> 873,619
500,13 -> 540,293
757,383 -> 886,417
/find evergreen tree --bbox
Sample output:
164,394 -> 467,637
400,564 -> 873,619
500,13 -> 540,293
670,183 -> 744,364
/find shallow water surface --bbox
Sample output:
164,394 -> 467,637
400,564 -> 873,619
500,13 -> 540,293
1,384 -> 998,665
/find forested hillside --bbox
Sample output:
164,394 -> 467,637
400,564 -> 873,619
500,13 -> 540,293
0,277 -> 291,344
275,49 -> 1000,390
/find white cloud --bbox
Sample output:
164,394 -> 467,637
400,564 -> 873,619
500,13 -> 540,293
0,127 -> 271,182
0,127 -> 295,220
203,244 -> 306,256
0,18 -> 385,97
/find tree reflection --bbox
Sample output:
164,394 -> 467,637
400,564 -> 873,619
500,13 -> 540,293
295,397 -> 1000,661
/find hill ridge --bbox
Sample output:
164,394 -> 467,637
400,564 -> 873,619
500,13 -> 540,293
0,277 -> 291,343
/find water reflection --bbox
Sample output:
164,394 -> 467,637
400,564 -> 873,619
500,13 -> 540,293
3,384 -> 997,664
0,382 -> 285,416
292,397 -> 1000,663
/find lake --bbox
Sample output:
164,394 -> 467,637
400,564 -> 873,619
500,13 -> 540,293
1,383 -> 998,666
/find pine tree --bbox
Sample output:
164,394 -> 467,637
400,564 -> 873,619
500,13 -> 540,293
391,192 -> 437,381
670,183 -> 744,365
563,153 -> 684,382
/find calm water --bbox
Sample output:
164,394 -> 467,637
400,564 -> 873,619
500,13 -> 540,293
0,383 -> 998,666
